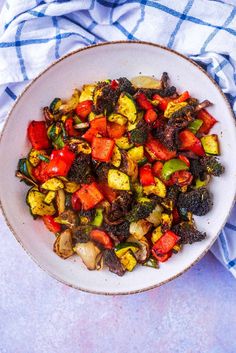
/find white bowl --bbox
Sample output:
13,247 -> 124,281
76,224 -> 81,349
0,41 -> 236,295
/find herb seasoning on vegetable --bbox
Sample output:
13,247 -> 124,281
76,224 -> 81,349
16,73 -> 224,276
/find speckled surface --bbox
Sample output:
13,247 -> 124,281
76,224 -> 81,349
0,211 -> 236,353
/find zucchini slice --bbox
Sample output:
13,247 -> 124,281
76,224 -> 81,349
107,169 -> 130,191
115,136 -> 133,150
143,177 -> 166,198
115,242 -> 140,258
28,149 -> 48,167
127,146 -> 144,163
26,187 -> 55,216
59,89 -> 80,114
56,189 -> 66,214
41,178 -> 64,191
111,145 -> 122,168
119,250 -> 137,272
44,191 -> 56,205
79,84 -> 96,102
108,113 -> 127,126
131,76 -> 162,89
201,134 -> 220,155
116,92 -> 137,124
64,181 -> 80,193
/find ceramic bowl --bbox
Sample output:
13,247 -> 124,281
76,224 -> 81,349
1,41 -> 236,295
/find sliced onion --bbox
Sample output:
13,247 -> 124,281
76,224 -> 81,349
53,229 -> 74,259
74,241 -> 101,270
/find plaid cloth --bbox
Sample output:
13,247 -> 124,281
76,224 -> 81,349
0,0 -> 236,276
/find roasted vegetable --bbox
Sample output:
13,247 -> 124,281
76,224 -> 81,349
126,200 -> 156,223
177,187 -> 212,216
201,134 -> 219,155
172,222 -> 206,244
74,241 -> 102,270
26,187 -> 55,216
54,229 -> 74,259
108,169 -> 130,191
116,92 -> 137,124
129,219 -> 151,240
200,155 -> 224,176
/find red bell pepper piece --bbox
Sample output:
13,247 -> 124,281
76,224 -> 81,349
173,91 -> 190,104
32,161 -> 49,183
179,130 -> 205,156
152,161 -> 163,177
75,100 -> 93,121
90,229 -> 113,249
71,192 -> 82,211
152,230 -> 180,254
90,116 -> 107,136
42,215 -> 61,233
172,207 -> 180,225
198,109 -> 217,134
46,146 -> 75,177
144,109 -> 158,124
28,121 -> 50,150
136,92 -> 153,110
110,79 -> 119,90
152,250 -> 172,262
139,164 -> 155,186
107,122 -> 126,139
82,127 -> 98,143
178,154 -> 190,167
171,170 -> 193,187
92,137 -> 115,162
76,182 -> 104,210
65,117 -> 80,137
146,139 -> 176,161
98,182 -> 117,203
153,94 -> 169,111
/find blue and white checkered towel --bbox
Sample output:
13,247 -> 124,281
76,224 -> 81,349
0,0 -> 236,276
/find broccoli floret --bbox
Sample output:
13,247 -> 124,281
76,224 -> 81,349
177,187 -> 212,216
189,159 -> 205,179
172,222 -> 206,244
103,221 -> 130,242
170,104 -> 194,120
200,156 -> 224,177
94,82 -> 120,115
68,153 -> 93,184
130,120 -> 148,145
126,200 -> 156,222
117,77 -> 136,95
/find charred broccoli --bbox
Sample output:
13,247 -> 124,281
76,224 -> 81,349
130,120 -> 148,144
103,221 -> 130,242
106,191 -> 133,222
68,153 -> 93,184
117,77 -> 136,95
126,200 -> 156,222
177,187 -> 212,216
200,156 -> 224,177
93,82 -> 120,115
172,222 -> 206,244
189,159 -> 205,179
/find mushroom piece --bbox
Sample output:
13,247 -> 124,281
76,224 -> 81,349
74,241 -> 102,271
120,151 -> 138,182
53,229 -> 74,259
195,100 -> 212,112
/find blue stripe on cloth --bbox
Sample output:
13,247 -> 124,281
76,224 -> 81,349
87,20 -> 97,32
219,231 -> 230,263
225,222 -> 236,231
167,0 -> 194,48
214,58 -> 228,73
52,17 -> 61,59
5,87 -> 17,100
113,21 -> 138,40
129,0 -> 146,38
109,0 -> 119,25
15,21 -> 28,80
200,7 -> 236,53
28,9 -> 45,17
61,15 -> 96,44
228,258 -> 236,269
0,33 -> 92,48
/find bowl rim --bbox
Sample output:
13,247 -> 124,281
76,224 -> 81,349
0,40 -> 235,295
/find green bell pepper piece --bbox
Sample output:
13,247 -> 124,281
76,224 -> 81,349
188,119 -> 203,134
161,158 -> 189,180
92,208 -> 103,227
